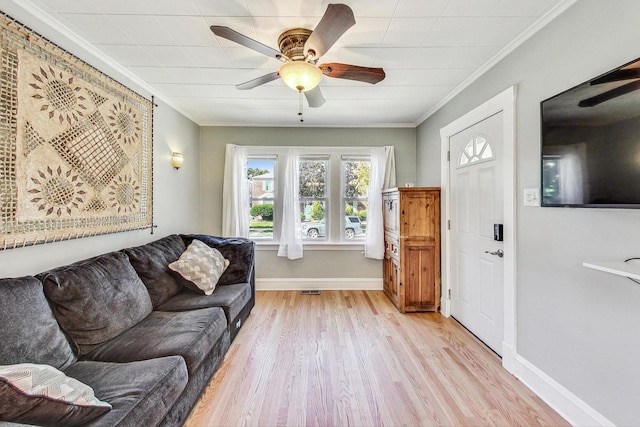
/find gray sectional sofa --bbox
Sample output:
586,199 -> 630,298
0,234 -> 255,426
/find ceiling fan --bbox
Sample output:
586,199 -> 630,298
210,3 -> 386,109
579,65 -> 640,107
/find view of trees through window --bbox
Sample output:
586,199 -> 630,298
342,159 -> 370,240
299,159 -> 328,240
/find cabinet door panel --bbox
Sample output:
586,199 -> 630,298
404,245 -> 437,311
383,256 -> 400,307
401,191 -> 439,238
383,193 -> 399,234
392,260 -> 400,304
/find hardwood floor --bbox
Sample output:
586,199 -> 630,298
185,291 -> 568,427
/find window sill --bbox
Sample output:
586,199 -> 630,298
255,242 -> 365,251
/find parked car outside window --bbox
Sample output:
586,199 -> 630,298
302,216 -> 364,239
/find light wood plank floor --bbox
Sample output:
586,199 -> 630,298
185,291 -> 568,427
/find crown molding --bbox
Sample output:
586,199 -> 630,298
414,0 -> 579,127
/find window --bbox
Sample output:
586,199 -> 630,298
458,135 -> 494,167
248,158 -> 276,240
342,157 -> 370,240
299,157 -> 328,240
223,144 -> 395,259
542,155 -> 561,204
240,148 -> 375,244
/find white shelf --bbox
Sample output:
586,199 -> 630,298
583,261 -> 640,281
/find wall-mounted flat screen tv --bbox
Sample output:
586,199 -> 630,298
541,57 -> 640,208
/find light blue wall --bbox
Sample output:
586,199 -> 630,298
416,1 -> 640,424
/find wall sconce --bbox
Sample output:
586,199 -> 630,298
171,152 -> 184,170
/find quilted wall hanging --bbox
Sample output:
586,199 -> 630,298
0,13 -> 153,250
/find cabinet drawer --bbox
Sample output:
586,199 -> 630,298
387,242 -> 400,260
385,234 -> 400,260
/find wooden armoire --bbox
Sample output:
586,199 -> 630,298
382,187 -> 441,313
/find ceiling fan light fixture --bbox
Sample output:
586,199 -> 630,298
279,61 -> 323,92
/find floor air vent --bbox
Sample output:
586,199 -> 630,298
301,290 -> 320,295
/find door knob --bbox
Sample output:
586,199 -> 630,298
485,249 -> 504,258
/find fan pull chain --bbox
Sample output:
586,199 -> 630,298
298,90 -> 304,122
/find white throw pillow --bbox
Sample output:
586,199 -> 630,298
168,239 -> 230,295
0,363 -> 111,426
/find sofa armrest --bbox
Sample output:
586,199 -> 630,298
180,235 -> 255,288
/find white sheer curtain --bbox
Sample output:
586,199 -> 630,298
560,145 -> 586,204
364,146 -> 396,259
277,149 -> 303,260
222,144 -> 250,237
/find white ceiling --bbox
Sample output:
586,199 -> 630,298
15,0 -> 573,127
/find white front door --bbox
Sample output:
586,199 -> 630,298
449,111 -> 504,355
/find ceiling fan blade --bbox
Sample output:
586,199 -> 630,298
304,86 -> 326,108
591,68 -> 640,85
579,80 -> 640,107
236,72 -> 281,90
210,26 -> 285,61
304,4 -> 355,58
319,63 -> 386,84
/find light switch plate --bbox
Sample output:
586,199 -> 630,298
523,188 -> 539,206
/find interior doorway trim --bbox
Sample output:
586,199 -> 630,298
439,86 -> 516,373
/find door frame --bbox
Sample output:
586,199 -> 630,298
439,86 -> 516,373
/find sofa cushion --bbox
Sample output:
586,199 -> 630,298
39,251 -> 153,357
64,357 -> 188,427
0,276 -> 76,370
0,363 -> 111,426
159,282 -> 251,325
169,240 -> 230,296
123,234 -> 186,308
83,307 -> 227,375
181,235 -> 255,286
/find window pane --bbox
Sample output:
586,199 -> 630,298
248,158 -> 275,239
458,136 -> 494,168
343,159 -> 369,240
344,160 -> 370,198
248,159 -> 275,199
482,144 -> 493,159
344,201 -> 367,239
299,159 -> 327,198
301,201 -> 326,240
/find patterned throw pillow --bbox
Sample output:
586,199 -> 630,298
168,239 -> 230,296
0,363 -> 111,426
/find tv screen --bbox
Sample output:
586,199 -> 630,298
541,57 -> 640,208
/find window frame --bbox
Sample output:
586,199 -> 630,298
241,146 -> 375,247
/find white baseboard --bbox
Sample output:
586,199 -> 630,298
256,277 -> 383,291
501,341 -> 516,374
515,355 -> 615,427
